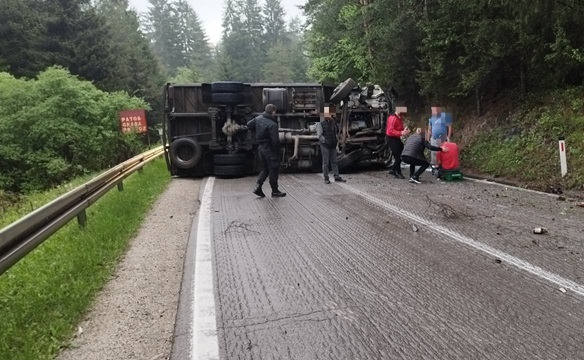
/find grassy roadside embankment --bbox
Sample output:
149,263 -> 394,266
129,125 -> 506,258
0,158 -> 171,360
458,87 -> 584,192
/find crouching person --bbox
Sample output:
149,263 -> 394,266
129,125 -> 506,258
435,138 -> 460,179
316,105 -> 346,184
401,128 -> 448,184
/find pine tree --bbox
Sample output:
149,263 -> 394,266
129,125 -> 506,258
0,0 -> 47,78
144,0 -> 181,75
175,0 -> 213,80
263,0 -> 286,49
94,0 -> 164,100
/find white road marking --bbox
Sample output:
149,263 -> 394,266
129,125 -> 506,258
341,182 -> 584,297
191,177 -> 219,360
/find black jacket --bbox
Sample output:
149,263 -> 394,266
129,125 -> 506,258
247,112 -> 280,152
316,119 -> 338,148
402,133 -> 442,161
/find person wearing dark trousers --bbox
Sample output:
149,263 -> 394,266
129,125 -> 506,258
385,108 -> 410,179
401,128 -> 448,184
316,111 -> 346,184
247,104 -> 286,198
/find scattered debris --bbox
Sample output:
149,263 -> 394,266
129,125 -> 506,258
496,232 -> 502,235
549,185 -> 563,195
346,216 -> 349,220
77,326 -> 84,336
495,259 -> 502,264
412,224 -> 419,232
557,196 -> 566,201
577,202 -> 584,208
224,220 -> 261,235
559,288 -> 567,293
425,195 -> 472,220
169,215 -> 174,218
533,227 -> 548,235
532,239 -> 539,246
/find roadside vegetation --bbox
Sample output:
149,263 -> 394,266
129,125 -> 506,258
0,67 -> 149,194
460,88 -> 584,191
0,158 -> 171,360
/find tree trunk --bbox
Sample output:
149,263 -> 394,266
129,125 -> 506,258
475,84 -> 481,116
359,0 -> 376,81
520,60 -> 526,99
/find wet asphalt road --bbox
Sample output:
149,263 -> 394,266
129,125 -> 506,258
180,170 -> 584,360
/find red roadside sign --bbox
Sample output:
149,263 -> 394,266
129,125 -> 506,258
119,110 -> 148,134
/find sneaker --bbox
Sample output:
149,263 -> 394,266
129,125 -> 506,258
409,177 -> 422,184
334,176 -> 346,183
271,191 -> 287,197
253,186 -> 266,198
324,177 -> 331,184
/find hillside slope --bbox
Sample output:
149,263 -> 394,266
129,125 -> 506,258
456,87 -> 584,193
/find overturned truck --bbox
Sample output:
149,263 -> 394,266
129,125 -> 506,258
162,79 -> 396,177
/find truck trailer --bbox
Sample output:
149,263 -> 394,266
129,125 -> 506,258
162,79 -> 396,177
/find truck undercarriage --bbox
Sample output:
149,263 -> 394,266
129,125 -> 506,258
163,80 -> 396,177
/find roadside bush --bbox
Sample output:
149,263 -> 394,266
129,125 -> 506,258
463,87 -> 584,190
0,67 -> 149,193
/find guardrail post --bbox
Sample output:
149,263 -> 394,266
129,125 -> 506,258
117,181 -> 124,192
559,136 -> 568,177
77,210 -> 87,228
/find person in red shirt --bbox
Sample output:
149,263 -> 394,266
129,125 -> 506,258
435,139 -> 460,179
385,108 -> 410,179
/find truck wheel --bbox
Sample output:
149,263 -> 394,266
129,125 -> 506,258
329,78 -> 357,103
214,164 -> 247,177
169,138 -> 202,169
212,92 -> 244,104
211,81 -> 245,93
214,153 -> 248,165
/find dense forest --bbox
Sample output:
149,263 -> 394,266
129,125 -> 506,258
1,0 -> 583,195
304,0 -> 584,113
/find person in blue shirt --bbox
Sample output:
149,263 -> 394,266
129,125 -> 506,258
427,106 -> 452,166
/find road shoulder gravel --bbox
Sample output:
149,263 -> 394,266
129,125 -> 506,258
59,178 -> 200,360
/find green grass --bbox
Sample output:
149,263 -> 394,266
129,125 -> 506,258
462,87 -> 584,190
0,173 -> 99,229
0,158 -> 171,360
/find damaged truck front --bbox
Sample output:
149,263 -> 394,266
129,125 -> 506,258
162,79 -> 396,177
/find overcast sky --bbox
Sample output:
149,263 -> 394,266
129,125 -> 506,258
128,0 -> 306,45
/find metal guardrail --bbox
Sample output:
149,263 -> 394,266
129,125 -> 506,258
0,146 -> 165,276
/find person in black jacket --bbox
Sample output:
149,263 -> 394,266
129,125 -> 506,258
316,108 -> 346,184
401,128 -> 448,184
247,104 -> 286,198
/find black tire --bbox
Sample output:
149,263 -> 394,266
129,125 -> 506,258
211,81 -> 245,93
329,78 -> 357,103
214,164 -> 247,177
212,92 -> 245,104
214,153 -> 248,166
169,138 -> 202,169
